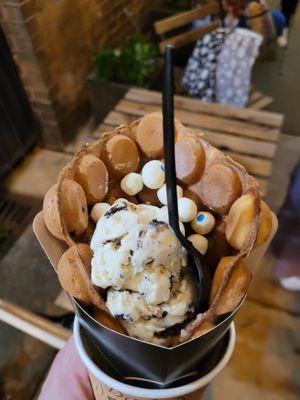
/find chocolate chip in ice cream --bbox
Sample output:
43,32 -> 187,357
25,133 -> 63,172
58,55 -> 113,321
149,219 -> 167,228
104,203 -> 127,217
154,310 -> 195,339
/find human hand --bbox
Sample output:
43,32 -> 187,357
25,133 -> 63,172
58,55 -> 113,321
40,337 -> 206,399
39,336 -> 94,400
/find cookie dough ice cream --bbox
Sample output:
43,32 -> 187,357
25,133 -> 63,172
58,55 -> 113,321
90,200 -> 196,343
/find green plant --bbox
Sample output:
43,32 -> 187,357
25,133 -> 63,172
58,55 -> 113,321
93,48 -> 117,82
93,34 -> 157,85
164,0 -> 191,11
118,34 -> 157,85
0,227 -> 9,239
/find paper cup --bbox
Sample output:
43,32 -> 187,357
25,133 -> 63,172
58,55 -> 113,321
89,374 -> 206,400
72,294 -> 241,384
74,317 -> 236,399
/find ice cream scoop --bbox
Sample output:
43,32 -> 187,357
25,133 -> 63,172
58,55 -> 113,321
90,200 -> 195,343
107,275 -> 195,344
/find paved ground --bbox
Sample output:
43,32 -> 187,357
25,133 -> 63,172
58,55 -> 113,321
0,149 -> 70,399
3,147 -> 71,199
253,0 -> 300,136
212,253 -> 300,400
0,225 -> 61,399
265,134 -> 300,213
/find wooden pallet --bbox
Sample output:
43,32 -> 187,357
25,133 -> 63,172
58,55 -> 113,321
154,1 -> 221,54
249,89 -> 274,110
94,87 -> 283,196
0,298 -> 70,350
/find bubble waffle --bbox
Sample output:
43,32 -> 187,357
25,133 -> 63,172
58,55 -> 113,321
43,112 -> 273,346
57,243 -> 93,305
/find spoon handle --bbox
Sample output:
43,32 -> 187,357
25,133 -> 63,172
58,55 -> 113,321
162,46 -> 180,235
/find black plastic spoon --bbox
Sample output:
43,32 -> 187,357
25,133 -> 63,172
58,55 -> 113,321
162,45 -> 211,312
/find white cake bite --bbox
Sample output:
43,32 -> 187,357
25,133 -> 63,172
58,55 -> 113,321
142,160 -> 165,189
157,184 -> 183,205
191,211 -> 215,235
121,172 -> 143,196
90,203 -> 110,223
188,234 -> 208,255
178,197 -> 197,223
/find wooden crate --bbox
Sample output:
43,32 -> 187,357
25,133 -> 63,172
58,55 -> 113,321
95,87 -> 283,196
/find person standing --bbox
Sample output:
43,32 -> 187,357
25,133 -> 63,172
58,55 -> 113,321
223,0 -> 286,44
278,0 -> 299,46
271,159 -> 300,291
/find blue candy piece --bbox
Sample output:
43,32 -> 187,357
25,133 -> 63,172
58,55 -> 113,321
197,214 -> 205,223
191,211 -> 215,235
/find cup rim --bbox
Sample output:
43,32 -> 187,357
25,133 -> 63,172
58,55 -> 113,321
74,317 -> 236,399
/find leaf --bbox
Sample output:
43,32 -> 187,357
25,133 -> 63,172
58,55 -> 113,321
0,227 -> 9,239
93,48 -> 117,82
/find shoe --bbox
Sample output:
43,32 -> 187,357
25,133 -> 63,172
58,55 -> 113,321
277,28 -> 288,48
280,276 -> 300,291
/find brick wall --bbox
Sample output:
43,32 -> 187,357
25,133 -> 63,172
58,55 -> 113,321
0,0 -> 161,149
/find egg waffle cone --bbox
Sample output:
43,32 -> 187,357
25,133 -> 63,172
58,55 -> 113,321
43,112 -> 272,346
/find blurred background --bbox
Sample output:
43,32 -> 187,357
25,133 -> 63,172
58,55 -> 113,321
0,0 -> 299,398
